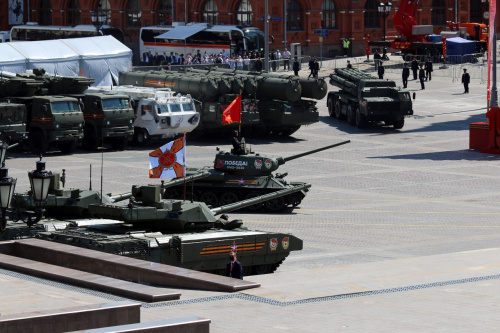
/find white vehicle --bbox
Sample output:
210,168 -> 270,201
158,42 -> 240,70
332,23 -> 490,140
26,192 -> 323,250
10,24 -> 125,43
140,23 -> 265,58
86,86 -> 200,144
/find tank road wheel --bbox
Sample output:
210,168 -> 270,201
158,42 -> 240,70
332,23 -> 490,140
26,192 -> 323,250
286,193 -> 302,207
346,104 -> 355,126
355,107 -> 367,129
110,137 -> 128,151
163,189 -> 180,199
244,192 -> 264,211
200,191 -> 219,207
83,126 -> 99,151
219,192 -> 239,206
59,140 -> 77,155
327,96 -> 335,117
254,264 -> 273,275
393,119 -> 405,130
29,131 -> 47,155
265,197 -> 286,211
334,100 -> 343,119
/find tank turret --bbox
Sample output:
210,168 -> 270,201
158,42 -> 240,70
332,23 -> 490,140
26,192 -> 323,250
0,73 -> 44,97
18,68 -> 95,95
162,139 -> 350,211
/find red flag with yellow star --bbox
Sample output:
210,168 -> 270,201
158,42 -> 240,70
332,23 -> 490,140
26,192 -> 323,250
149,137 -> 186,178
222,94 -> 241,124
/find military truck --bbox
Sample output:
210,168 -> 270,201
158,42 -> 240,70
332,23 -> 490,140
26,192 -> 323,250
0,102 -> 28,145
76,92 -> 134,151
327,68 -> 413,129
4,95 -> 84,154
86,86 -> 200,145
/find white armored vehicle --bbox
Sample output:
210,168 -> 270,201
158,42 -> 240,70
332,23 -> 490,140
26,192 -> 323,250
86,86 -> 200,144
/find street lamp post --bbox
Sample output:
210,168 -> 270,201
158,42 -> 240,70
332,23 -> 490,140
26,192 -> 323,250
27,156 -> 52,226
378,2 -> 392,41
91,1 -> 106,32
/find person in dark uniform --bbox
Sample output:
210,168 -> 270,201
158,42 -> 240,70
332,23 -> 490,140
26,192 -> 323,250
292,56 -> 300,76
313,58 -> 319,78
402,63 -> 410,88
411,58 -> 419,80
226,251 -> 243,279
254,58 -> 263,71
419,65 -> 426,90
347,60 -> 353,69
424,57 -> 433,81
378,63 -> 385,79
232,130 -> 244,155
462,68 -> 470,93
373,50 -> 381,70
308,57 -> 315,78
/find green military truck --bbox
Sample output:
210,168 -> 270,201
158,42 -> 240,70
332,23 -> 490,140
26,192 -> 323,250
0,102 -> 28,146
76,92 -> 134,151
4,95 -> 84,154
327,68 -> 413,129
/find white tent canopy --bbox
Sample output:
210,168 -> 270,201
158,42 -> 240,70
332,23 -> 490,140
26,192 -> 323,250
0,36 -> 132,86
0,43 -> 27,73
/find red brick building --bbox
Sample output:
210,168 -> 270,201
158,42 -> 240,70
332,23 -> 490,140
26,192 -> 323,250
0,0 -> 494,59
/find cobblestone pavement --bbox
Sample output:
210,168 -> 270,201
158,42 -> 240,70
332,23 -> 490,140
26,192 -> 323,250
1,60 -> 500,332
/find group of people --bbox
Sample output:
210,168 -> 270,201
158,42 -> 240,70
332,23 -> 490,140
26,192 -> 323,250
401,57 -> 434,90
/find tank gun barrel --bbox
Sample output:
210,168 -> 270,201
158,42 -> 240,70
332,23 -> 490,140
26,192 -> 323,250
109,171 -> 210,202
278,140 -> 350,165
211,183 -> 311,215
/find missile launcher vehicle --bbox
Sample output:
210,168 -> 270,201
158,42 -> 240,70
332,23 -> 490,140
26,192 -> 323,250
3,168 -> 307,276
162,139 -> 351,211
118,68 -> 324,137
327,68 -> 413,129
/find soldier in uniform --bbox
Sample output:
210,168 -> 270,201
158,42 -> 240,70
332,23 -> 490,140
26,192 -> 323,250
402,63 -> 410,88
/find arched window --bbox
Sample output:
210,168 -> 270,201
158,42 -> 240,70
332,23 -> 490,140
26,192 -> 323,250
40,0 -> 52,25
431,0 -> 446,25
321,0 -> 336,29
237,0 -> 252,26
66,0 -> 81,26
364,0 -> 380,28
158,0 -> 172,25
287,0 -> 303,31
203,0 -> 218,25
127,0 -> 142,28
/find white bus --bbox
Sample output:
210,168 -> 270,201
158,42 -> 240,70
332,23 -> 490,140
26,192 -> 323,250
139,23 -> 265,58
10,24 -> 125,43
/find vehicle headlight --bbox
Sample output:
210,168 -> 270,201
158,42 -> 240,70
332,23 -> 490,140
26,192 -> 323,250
55,124 -> 59,128
107,121 -> 110,125
129,119 -> 133,124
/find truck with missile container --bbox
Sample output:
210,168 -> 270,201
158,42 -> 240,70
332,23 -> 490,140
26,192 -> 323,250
327,68 -> 413,129
118,66 -> 326,137
86,85 -> 200,145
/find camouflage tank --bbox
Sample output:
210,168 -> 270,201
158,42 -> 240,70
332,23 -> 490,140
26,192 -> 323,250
3,170 -> 307,276
163,139 -> 350,211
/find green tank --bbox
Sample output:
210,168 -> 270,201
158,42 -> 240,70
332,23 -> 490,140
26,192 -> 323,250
162,139 -> 350,211
17,68 -> 95,95
5,178 -> 307,276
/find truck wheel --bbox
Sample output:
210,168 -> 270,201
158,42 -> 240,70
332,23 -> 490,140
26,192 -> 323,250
334,100 -> 343,119
29,131 -> 47,155
135,129 -> 150,145
393,119 -> 405,130
110,137 -> 128,151
59,140 -> 77,154
355,107 -> 367,128
327,96 -> 335,117
347,105 -> 355,126
83,127 -> 99,151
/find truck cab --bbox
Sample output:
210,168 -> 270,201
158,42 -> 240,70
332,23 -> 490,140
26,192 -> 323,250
0,102 -> 28,145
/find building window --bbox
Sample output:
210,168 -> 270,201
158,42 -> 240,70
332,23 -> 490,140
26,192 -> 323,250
287,0 -> 303,31
469,0 -> 483,23
158,0 -> 173,25
364,0 -> 380,29
127,0 -> 142,28
203,0 -> 218,25
321,0 -> 336,29
66,0 -> 81,26
100,0 -> 111,25
40,0 -> 52,25
431,0 -> 446,26
237,0 -> 252,26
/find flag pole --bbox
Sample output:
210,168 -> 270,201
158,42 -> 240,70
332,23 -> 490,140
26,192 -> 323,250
183,132 -> 186,201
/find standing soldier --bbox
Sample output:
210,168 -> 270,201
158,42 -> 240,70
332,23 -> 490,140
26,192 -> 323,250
402,63 -> 410,88
411,58 -> 419,80
419,65 -> 426,90
293,56 -> 300,76
424,57 -> 433,81
378,63 -> 385,79
343,38 -> 350,56
373,50 -> 381,70
462,68 -> 470,93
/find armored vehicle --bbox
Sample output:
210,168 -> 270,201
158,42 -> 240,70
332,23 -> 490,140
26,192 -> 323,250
327,68 -> 413,129
4,171 -> 308,276
118,68 -> 323,137
86,86 -> 200,145
0,102 -> 28,145
162,139 -> 351,211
